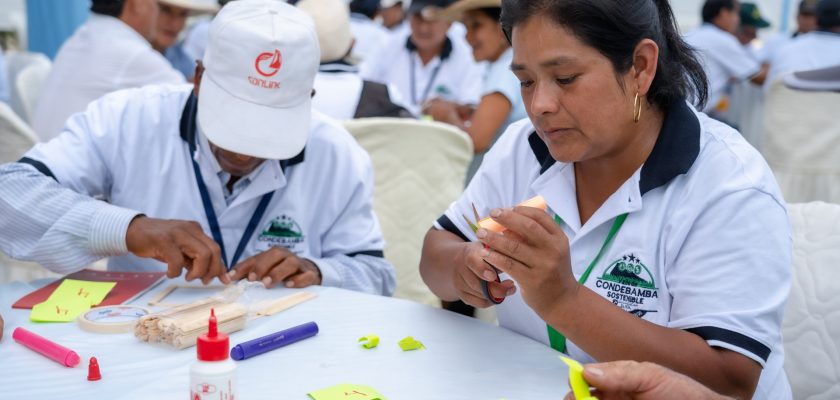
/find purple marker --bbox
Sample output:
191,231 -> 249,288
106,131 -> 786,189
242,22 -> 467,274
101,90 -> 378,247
230,321 -> 319,361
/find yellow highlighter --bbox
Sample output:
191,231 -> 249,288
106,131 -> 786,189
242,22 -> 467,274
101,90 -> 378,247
560,356 -> 598,400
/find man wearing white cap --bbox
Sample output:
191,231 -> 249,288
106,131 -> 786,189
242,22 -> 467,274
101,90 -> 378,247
31,0 -> 186,141
0,0 -> 396,295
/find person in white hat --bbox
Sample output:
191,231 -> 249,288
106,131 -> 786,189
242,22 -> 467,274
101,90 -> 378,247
31,0 -> 186,141
0,0 -> 396,295
298,0 -> 411,119
153,0 -> 219,80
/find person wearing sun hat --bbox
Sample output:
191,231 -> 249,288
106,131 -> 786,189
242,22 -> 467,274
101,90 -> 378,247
423,0 -> 526,183
153,0 -> 220,80
360,0 -> 482,117
0,0 -> 396,296
735,2 -> 770,45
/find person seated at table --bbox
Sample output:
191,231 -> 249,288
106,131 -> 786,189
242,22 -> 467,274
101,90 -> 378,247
0,0 -> 396,296
419,0 -> 791,398
570,361 -> 731,400
422,0 -> 527,183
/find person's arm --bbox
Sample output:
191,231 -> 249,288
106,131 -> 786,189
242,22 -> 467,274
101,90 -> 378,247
423,92 -> 513,153
749,63 -> 769,85
477,190 -> 787,398
0,313 -> 4,341
567,361 -> 733,400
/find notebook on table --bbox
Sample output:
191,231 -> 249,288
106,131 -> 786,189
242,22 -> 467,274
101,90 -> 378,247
12,269 -> 167,309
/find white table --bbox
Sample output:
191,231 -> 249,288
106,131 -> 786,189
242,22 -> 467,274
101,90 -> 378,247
0,279 -> 570,399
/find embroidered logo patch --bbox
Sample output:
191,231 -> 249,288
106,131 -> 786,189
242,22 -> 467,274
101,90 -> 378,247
594,253 -> 660,318
257,215 -> 305,249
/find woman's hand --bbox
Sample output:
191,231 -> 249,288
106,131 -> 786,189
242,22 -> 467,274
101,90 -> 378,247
422,98 -> 462,125
476,205 -> 577,317
452,241 -> 517,308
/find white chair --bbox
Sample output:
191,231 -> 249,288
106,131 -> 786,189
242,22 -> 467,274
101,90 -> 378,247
5,51 -> 51,123
343,117 -> 473,307
15,62 -> 51,123
0,101 -> 38,163
764,79 -> 840,203
784,202 -> 840,399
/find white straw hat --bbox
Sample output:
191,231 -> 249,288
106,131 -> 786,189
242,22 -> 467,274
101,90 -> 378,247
158,0 -> 219,15
297,0 -> 355,63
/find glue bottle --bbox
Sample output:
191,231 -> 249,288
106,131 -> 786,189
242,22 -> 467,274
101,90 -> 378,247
190,309 -> 237,400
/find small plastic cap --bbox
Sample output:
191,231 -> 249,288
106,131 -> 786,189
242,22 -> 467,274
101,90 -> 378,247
87,357 -> 101,381
196,308 -> 229,361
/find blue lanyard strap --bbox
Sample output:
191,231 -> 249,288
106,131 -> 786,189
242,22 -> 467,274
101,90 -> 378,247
409,52 -> 443,106
547,213 -> 628,353
190,158 -> 274,270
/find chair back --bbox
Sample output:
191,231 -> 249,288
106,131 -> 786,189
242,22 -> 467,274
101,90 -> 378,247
764,79 -> 840,203
5,51 -> 51,122
343,117 -> 473,306
0,102 -> 38,163
785,201 -> 840,399
15,62 -> 52,123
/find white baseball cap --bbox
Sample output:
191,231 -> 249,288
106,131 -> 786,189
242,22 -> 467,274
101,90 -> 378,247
198,0 -> 321,160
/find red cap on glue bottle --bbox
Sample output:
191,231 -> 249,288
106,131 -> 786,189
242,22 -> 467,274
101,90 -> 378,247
196,309 -> 229,361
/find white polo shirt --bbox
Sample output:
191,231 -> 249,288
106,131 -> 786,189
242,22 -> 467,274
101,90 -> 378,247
31,13 -> 185,141
360,29 -> 482,116
434,101 -> 792,398
15,84 -> 394,295
684,24 -> 761,112
765,31 -> 840,89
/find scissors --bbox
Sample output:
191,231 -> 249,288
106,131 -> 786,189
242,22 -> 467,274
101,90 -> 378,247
462,203 -> 505,304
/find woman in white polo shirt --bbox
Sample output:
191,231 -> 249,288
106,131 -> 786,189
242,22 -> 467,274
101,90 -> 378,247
419,0 -> 791,399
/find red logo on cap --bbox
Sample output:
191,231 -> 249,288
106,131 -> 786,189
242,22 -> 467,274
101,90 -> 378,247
255,50 -> 282,78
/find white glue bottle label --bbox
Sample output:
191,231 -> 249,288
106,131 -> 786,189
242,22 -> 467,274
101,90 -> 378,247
190,309 -> 237,400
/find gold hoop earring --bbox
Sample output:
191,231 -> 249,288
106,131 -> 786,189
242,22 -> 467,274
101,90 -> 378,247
633,92 -> 642,123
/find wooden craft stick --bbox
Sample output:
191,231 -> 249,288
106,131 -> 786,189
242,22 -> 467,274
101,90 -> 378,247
257,291 -> 317,317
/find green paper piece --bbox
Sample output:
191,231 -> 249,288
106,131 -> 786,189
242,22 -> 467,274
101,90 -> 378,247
308,383 -> 386,400
358,334 -> 379,349
30,279 -> 117,322
559,356 -> 598,400
398,336 -> 425,351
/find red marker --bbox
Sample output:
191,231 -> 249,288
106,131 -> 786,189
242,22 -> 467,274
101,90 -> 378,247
12,327 -> 80,367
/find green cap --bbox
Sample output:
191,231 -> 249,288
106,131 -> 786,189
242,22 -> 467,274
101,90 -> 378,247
740,3 -> 771,28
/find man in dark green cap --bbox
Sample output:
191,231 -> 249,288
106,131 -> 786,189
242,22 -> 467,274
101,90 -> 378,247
736,2 -> 771,45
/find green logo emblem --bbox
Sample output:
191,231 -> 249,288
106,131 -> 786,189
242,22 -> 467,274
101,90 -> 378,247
599,254 -> 656,289
258,215 -> 305,247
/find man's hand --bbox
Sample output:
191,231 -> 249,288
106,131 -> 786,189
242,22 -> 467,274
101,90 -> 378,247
227,247 -> 321,289
0,313 -> 4,341
125,216 -> 230,285
565,361 -> 732,400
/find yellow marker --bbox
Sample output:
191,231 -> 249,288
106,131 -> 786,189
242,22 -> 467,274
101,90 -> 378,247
560,356 -> 598,400
358,334 -> 379,349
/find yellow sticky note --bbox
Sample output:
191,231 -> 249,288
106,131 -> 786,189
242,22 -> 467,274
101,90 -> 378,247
308,383 -> 385,400
398,336 -> 425,351
30,279 -> 116,322
358,334 -> 379,349
31,296 -> 93,322
559,356 -> 597,400
48,279 -> 116,306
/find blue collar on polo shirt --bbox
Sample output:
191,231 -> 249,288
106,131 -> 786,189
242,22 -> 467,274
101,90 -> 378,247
404,35 -> 453,60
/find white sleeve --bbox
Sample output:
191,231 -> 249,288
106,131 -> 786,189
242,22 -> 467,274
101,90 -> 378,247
118,49 -> 186,88
709,36 -> 761,82
0,163 -> 140,274
309,144 -> 396,296
666,189 -> 790,366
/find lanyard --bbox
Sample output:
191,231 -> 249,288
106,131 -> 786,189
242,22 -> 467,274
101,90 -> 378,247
547,213 -> 628,353
409,52 -> 443,106
189,158 -> 274,270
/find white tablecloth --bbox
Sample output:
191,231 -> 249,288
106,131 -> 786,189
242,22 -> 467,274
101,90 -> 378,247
0,279 -> 569,399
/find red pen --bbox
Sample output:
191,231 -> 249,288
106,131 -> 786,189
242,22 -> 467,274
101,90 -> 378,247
12,327 -> 81,367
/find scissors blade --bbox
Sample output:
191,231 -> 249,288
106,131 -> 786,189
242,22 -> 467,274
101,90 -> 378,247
461,214 -> 479,233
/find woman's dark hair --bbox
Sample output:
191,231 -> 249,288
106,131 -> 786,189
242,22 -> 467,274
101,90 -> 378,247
90,0 -> 125,18
475,7 -> 502,22
702,0 -> 736,23
500,0 -> 708,110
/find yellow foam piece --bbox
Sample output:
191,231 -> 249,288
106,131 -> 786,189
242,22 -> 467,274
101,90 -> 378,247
358,334 -> 379,349
560,356 -> 598,400
398,336 -> 425,351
